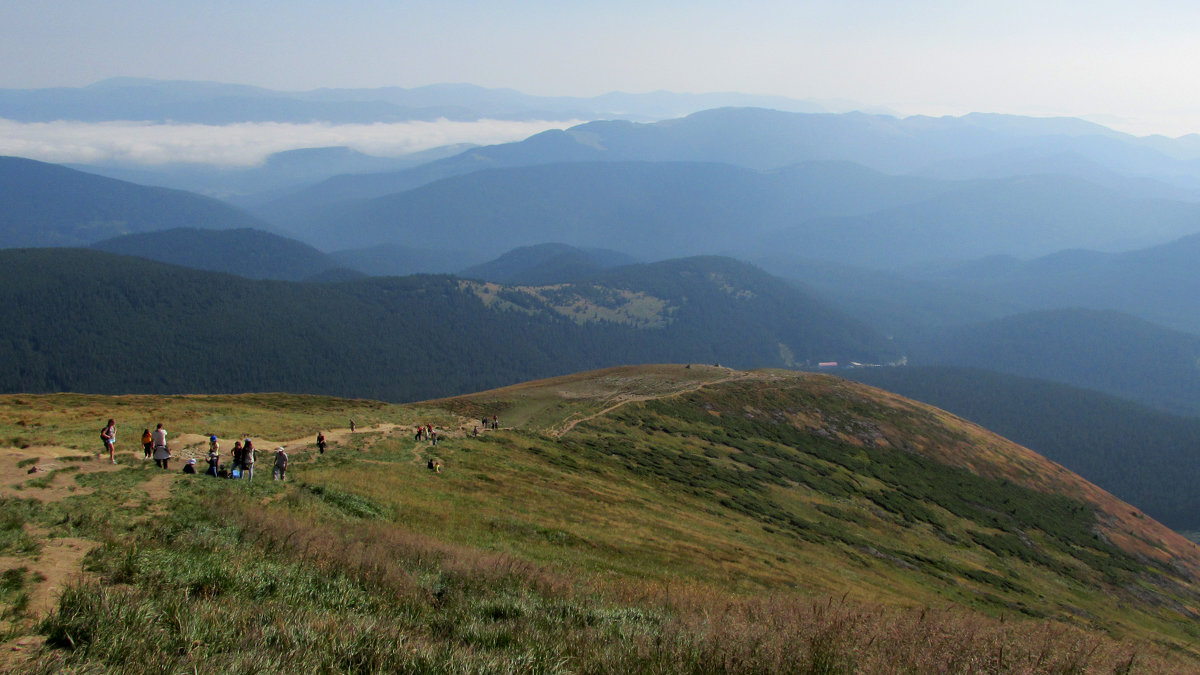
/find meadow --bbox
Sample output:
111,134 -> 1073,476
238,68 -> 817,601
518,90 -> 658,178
0,366 -> 1195,672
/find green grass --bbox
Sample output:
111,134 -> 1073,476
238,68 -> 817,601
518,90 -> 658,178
0,392 -> 403,452
25,476 -> 1177,674
6,368 -> 1200,672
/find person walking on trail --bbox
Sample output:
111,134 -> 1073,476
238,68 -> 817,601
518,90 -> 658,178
152,423 -> 170,469
316,431 -> 326,454
349,419 -> 356,433
141,428 -> 153,460
273,447 -> 289,481
100,418 -> 116,464
430,430 -> 438,446
243,439 -> 256,481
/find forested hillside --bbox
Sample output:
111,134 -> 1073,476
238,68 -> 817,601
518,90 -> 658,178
0,250 -> 896,401
90,228 -> 350,281
459,243 -> 636,284
845,366 -> 1200,530
908,308 -> 1200,416
0,157 -> 270,247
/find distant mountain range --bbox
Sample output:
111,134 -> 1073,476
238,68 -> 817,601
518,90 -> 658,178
12,99 -> 1200,426
257,107 -> 1200,215
70,144 -> 477,202
261,158 -> 1200,266
0,156 -> 271,247
891,233 -> 1200,335
0,78 -> 831,125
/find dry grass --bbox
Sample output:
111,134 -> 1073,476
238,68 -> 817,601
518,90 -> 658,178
8,369 -> 1200,672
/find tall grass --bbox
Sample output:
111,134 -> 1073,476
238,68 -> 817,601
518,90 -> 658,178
20,479 -> 1184,674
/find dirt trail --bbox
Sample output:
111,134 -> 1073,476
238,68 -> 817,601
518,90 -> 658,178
0,420 -> 421,669
550,372 -> 751,438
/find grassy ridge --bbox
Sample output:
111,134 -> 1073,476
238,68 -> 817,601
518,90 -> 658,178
2,366 -> 1199,671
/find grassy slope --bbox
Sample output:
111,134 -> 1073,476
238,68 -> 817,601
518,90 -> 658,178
0,365 -> 1198,672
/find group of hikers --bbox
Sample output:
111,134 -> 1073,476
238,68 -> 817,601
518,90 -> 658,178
100,419 -> 291,481
99,414 -> 501,479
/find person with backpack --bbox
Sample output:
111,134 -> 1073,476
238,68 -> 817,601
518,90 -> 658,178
230,440 -> 243,478
141,428 -> 153,460
100,419 -> 116,464
242,439 -> 256,481
316,431 -> 326,454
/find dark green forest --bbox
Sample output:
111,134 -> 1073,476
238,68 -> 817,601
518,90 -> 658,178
90,228 -> 351,281
0,249 -> 895,403
907,308 -> 1200,417
845,366 -> 1200,530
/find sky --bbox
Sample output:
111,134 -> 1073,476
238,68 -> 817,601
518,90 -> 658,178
3,0 -> 1200,164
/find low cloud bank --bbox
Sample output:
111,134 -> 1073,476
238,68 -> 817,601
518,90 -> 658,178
0,118 -> 584,167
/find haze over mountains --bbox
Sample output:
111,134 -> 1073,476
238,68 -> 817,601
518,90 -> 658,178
9,79 -> 1200,542
0,78 -> 831,125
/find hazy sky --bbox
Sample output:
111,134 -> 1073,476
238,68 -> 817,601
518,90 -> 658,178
2,0 -> 1199,137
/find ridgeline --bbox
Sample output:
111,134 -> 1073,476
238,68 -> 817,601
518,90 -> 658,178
0,365 -> 1196,672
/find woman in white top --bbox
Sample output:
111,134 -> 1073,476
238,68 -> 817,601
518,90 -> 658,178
152,423 -> 170,469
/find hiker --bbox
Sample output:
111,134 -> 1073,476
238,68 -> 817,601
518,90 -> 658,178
141,428 -> 153,459
230,440 -> 243,478
209,435 -> 219,456
182,459 -> 197,474
100,418 -> 116,464
481,417 -> 488,430
273,447 -> 288,481
243,439 -> 256,481
206,444 -> 221,477
492,415 -> 498,430
472,425 -> 479,437
349,419 -> 356,433
152,423 -> 170,469
430,430 -> 438,446
414,426 -> 423,441
316,431 -> 326,454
